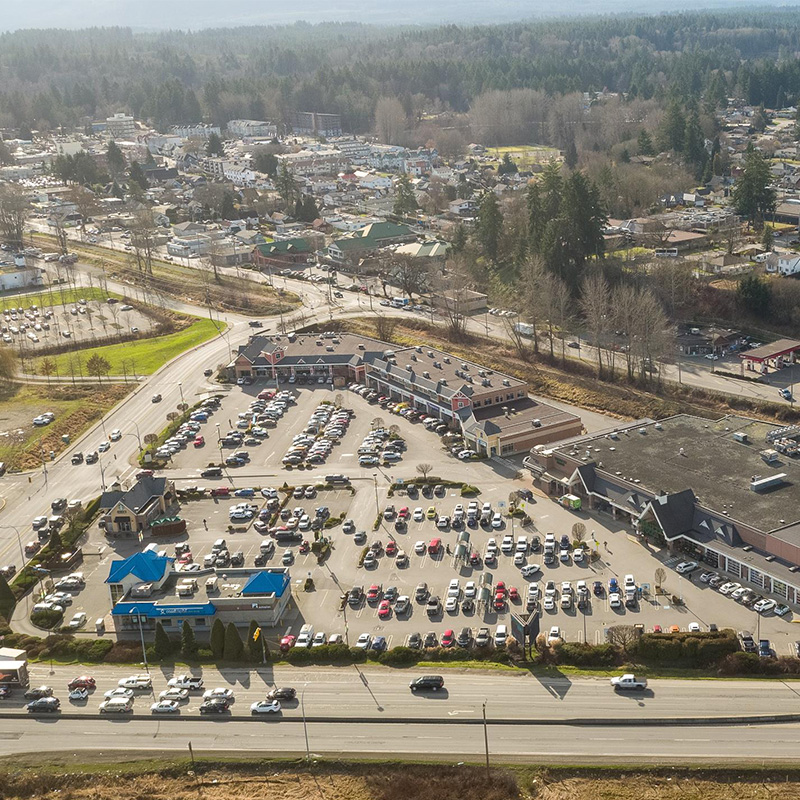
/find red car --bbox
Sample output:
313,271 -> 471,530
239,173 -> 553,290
177,552 -> 193,564
280,635 -> 296,652
385,540 -> 397,556
493,593 -> 506,610
299,540 -> 310,554
366,584 -> 382,603
211,487 -> 230,497
441,629 -> 455,647
428,538 -> 442,555
398,507 -> 410,519
258,390 -> 275,400
495,581 -> 507,596
469,551 -> 481,566
509,586 -> 520,602
653,624 -> 663,633
193,436 -> 205,447
67,676 -> 95,690
377,599 -> 392,619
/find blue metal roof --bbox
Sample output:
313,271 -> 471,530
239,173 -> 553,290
105,550 -> 173,584
241,571 -> 289,597
111,601 -> 216,618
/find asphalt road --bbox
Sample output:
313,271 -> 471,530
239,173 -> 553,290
8,663 -> 800,723
1,716 -> 799,764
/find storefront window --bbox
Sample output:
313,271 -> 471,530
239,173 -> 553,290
749,569 -> 764,588
771,579 -> 787,598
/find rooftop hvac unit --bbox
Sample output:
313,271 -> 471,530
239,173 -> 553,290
608,432 -> 619,440
654,422 -> 662,430
427,350 -> 434,357
423,371 -> 430,378
411,354 -> 417,361
638,427 -> 647,434
405,365 -> 412,371
750,473 -> 787,492
532,419 -> 541,427
502,379 -> 510,386
732,431 -> 748,443
415,346 -> 422,353
443,356 -> 451,363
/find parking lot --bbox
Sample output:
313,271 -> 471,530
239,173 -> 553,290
2,297 -> 154,354
35,380 -> 798,658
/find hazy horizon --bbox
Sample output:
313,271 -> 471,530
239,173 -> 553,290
3,0 -> 798,32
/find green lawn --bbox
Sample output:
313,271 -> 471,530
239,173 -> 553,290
0,286 -> 119,313
33,317 -> 225,376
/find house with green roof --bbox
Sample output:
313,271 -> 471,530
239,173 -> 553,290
327,221 -> 417,265
252,237 -> 313,269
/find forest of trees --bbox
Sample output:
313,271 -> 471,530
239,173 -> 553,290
2,9 -> 800,135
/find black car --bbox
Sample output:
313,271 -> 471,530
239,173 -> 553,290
316,506 -> 330,519
456,627 -> 472,648
348,586 -> 364,606
409,675 -> 444,692
406,484 -> 418,499
461,598 -> 475,614
530,536 -> 541,552
384,586 -> 398,602
407,632 -> 422,649
24,685 -> 53,699
559,534 -> 571,549
422,485 -> 433,499
342,519 -> 355,533
230,551 -> 244,566
0,685 -> 11,699
593,581 -> 604,597
267,687 -> 296,701
434,484 -> 445,497
254,552 -> 268,566
199,699 -> 230,714
394,519 -> 406,532
27,697 -> 60,713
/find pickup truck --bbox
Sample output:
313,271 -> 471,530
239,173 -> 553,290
610,674 -> 647,691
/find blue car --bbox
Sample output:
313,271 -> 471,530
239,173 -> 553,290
609,577 -> 619,594
370,635 -> 387,652
234,488 -> 255,497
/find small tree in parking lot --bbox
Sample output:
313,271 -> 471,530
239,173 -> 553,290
606,624 -> 640,654
572,522 -> 586,543
223,622 -> 244,661
209,618 -> 225,659
654,567 -> 667,592
181,620 -> 198,658
416,463 -> 433,480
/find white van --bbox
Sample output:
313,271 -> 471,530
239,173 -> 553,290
95,618 -> 105,634
99,697 -> 133,713
205,576 -> 219,593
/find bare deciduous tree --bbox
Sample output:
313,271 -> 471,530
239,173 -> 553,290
416,463 -> 433,480
374,96 -> 407,145
654,567 -> 667,590
572,522 -> 586,542
606,624 -> 640,652
0,183 -> 29,247
374,315 -> 397,343
580,272 -> 612,379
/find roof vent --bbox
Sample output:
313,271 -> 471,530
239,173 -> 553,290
427,350 -> 434,357
411,353 -> 417,361
415,346 -> 422,353
502,379 -> 510,386
478,369 -> 486,377
639,427 -> 647,434
405,364 -> 412,371
743,545 -> 753,552
461,362 -> 468,369
532,419 -> 541,428
654,423 -> 663,430
443,356 -> 451,363
326,345 -> 334,352
765,555 -> 775,562
608,432 -> 619,440
423,371 -> 430,378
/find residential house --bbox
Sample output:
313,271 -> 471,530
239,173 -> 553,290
765,252 -> 800,276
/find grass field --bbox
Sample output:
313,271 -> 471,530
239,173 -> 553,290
0,382 -> 130,471
486,144 -> 560,169
2,760 -> 800,800
0,286 -> 120,313
32,316 -> 225,376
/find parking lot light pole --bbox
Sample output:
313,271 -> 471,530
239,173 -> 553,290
178,382 -> 185,409
372,473 -> 379,519
482,699 -> 490,779
129,606 -> 149,674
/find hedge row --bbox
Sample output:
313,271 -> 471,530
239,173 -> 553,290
631,630 -> 740,667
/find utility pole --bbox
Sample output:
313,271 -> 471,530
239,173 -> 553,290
482,700 -> 490,780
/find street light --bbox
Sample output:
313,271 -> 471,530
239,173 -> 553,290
372,472 -> 380,519
178,382 -> 185,409
301,683 -> 311,762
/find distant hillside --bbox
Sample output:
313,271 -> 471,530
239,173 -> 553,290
1,0 -> 792,31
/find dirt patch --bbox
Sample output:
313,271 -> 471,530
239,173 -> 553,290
0,382 -> 130,471
1,763 -> 799,800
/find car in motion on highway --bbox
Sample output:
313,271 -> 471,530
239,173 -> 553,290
409,675 -> 444,692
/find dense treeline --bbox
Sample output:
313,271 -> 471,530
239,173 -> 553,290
2,9 -> 800,133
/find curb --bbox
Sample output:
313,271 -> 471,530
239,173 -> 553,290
7,711 -> 800,727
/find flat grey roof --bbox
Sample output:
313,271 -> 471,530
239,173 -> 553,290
554,414 -> 800,535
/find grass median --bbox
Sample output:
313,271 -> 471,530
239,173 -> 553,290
32,316 -> 225,376
0,286 -> 122,313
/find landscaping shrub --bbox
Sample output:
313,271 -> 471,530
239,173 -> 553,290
555,641 -> 618,667
30,608 -> 63,630
378,646 -> 420,666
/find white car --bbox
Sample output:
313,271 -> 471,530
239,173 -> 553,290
118,674 -> 152,689
464,581 -> 477,599
447,579 -> 460,597
572,548 -> 584,563
203,687 -> 235,701
491,512 -> 503,529
520,564 -> 541,577
495,625 -> 508,646
513,552 -> 525,566
687,622 -> 701,632
110,429 -> 122,441
543,595 -> 556,611
675,560 -> 699,574
548,626 -> 562,644
754,599 -> 777,614
486,538 -> 497,553
609,592 -> 622,608
719,582 -> 741,595
68,612 -> 87,629
355,633 -> 371,650
251,700 -> 281,714
731,586 -> 747,601
515,536 -> 528,553
104,687 -> 134,699
445,596 -> 459,612
501,535 -> 514,553
98,441 -> 110,453
413,507 -> 424,522
159,688 -> 189,701
167,675 -> 204,690
151,700 -> 180,714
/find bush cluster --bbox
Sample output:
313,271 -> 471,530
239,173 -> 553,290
632,630 -> 739,666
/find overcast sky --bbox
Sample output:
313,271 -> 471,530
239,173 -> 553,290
1,0 -> 786,32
